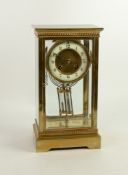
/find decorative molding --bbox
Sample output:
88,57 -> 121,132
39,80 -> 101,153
35,31 -> 101,38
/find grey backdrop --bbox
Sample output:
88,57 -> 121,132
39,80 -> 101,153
0,0 -> 128,175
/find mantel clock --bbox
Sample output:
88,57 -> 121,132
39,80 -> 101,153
33,25 -> 103,152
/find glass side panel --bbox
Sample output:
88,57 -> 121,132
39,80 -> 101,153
44,39 -> 93,129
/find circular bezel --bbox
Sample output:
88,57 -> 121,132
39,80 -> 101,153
46,40 -> 90,83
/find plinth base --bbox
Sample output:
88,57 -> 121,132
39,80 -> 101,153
33,123 -> 101,152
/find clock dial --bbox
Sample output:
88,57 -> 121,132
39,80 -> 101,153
46,40 -> 90,83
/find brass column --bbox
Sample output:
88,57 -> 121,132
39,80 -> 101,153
91,37 -> 99,128
83,39 -> 89,117
38,38 -> 46,131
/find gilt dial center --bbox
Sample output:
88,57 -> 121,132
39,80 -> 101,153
55,49 -> 81,75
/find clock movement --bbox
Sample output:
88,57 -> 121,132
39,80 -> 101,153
33,25 -> 103,152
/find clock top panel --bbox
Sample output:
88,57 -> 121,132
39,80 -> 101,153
33,25 -> 103,37
32,24 -> 103,29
